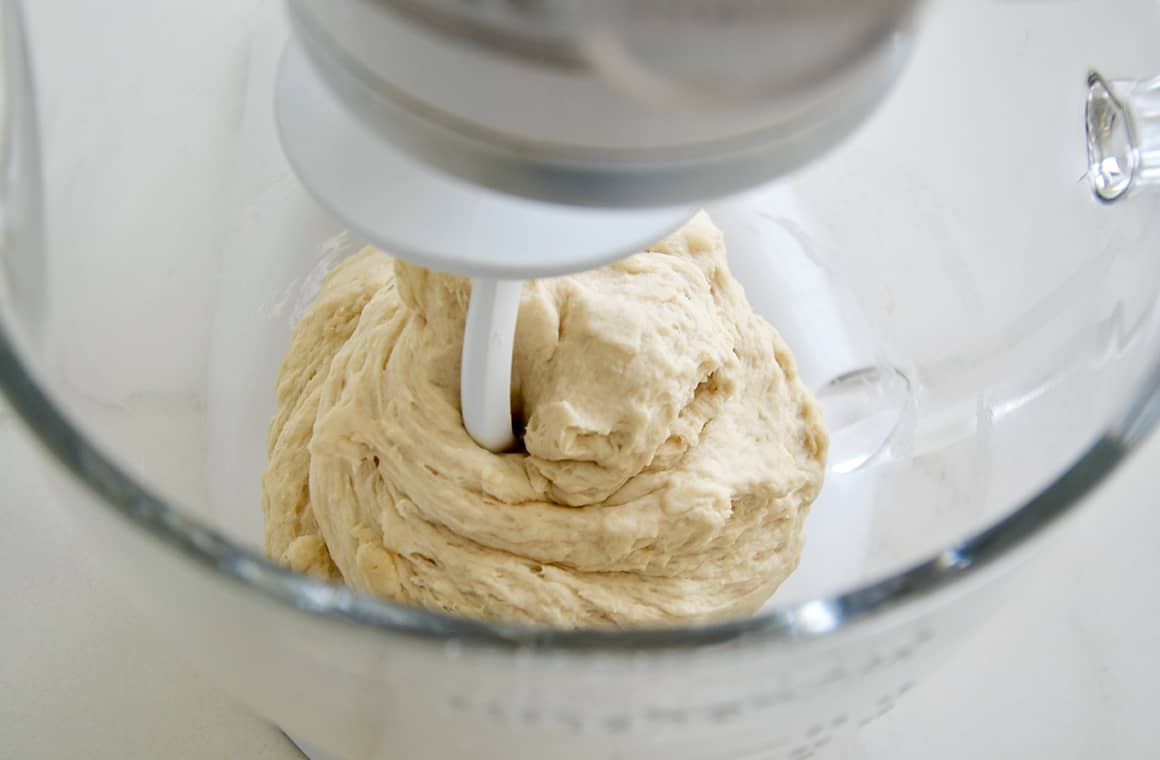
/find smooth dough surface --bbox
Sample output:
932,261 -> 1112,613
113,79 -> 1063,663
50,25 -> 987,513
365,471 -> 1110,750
262,212 -> 827,627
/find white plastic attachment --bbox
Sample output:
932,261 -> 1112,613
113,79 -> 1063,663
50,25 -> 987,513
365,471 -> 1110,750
274,42 -> 694,280
461,278 -> 523,452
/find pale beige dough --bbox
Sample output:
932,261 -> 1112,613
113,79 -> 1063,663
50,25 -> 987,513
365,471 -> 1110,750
262,212 -> 827,627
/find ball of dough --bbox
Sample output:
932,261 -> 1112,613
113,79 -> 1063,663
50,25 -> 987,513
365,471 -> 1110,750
262,212 -> 827,627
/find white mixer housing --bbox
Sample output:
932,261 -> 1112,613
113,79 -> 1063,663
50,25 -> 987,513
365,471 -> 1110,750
285,0 -> 920,207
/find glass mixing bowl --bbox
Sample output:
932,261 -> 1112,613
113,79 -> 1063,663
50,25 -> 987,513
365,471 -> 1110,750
3,1 -> 1160,758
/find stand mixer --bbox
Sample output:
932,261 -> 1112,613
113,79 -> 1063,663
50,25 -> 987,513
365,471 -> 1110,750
275,0 -> 917,452
4,1 -> 1160,758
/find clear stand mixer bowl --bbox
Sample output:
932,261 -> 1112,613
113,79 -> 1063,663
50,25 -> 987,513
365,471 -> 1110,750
2,1 -> 1160,759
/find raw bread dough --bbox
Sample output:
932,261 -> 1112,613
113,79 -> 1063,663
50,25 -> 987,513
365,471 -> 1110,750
262,212 -> 827,627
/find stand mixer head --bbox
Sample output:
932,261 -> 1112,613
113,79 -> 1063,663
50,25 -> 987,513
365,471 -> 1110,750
275,0 -> 921,449
278,0 -> 920,259
280,0 -> 919,212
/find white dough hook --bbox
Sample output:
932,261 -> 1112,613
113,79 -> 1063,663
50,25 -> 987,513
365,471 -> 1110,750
461,278 -> 523,452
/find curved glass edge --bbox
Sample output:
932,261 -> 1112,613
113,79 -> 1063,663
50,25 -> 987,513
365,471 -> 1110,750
0,0 -> 45,336
2,2 -> 1158,654
4,304 -> 1153,652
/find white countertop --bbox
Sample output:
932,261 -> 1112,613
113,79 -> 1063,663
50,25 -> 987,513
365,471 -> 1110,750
1,400 -> 1157,759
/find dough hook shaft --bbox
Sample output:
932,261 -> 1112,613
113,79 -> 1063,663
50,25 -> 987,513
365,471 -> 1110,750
461,278 -> 523,451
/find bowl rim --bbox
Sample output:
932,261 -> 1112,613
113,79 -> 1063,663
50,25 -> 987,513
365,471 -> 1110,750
4,312 -> 1158,651
4,0 -> 1160,653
